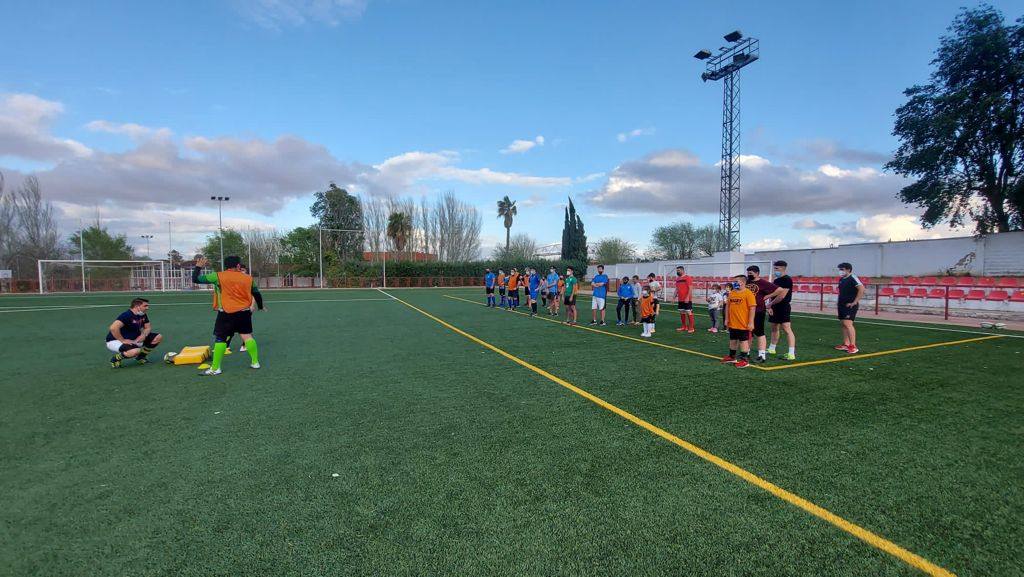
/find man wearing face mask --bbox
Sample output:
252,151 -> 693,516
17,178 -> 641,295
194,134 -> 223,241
767,260 -> 796,360
836,262 -> 864,354
745,265 -> 786,363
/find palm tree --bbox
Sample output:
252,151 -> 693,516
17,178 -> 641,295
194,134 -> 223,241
386,211 -> 412,254
497,195 -> 517,252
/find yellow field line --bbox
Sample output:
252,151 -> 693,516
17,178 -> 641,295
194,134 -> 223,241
441,294 -> 769,369
386,290 -> 955,576
759,335 -> 1005,371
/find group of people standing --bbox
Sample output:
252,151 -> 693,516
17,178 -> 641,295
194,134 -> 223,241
482,259 -> 867,368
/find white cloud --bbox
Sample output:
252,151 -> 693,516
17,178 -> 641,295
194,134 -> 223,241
744,238 -> 788,251
233,0 -> 368,29
576,172 -> 605,183
86,120 -> 173,140
714,154 -> 771,169
359,150 -> 569,195
500,135 -> 545,154
853,213 -> 960,242
0,94 -> 92,161
587,148 -> 911,217
793,218 -> 835,230
617,127 -> 655,143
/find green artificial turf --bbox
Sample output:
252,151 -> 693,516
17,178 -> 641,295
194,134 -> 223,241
1,288 -> 1021,576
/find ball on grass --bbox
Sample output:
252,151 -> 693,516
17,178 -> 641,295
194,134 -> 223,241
163,352 -> 177,364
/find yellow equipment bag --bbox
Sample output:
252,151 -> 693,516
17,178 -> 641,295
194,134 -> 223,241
172,345 -> 211,365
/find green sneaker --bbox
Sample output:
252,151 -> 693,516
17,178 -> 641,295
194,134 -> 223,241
110,356 -> 122,368
778,352 -> 796,361
136,357 -> 149,365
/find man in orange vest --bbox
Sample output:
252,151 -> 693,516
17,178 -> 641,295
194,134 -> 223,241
193,255 -> 264,376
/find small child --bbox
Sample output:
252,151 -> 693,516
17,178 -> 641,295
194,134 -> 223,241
639,287 -> 658,337
706,283 -> 723,333
615,276 -> 633,325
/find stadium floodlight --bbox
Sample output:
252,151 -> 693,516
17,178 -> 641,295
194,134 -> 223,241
694,49 -> 712,60
693,31 -> 760,251
140,234 -> 154,258
210,196 -> 230,268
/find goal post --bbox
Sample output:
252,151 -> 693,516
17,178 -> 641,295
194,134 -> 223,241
37,259 -> 176,294
655,259 -> 773,302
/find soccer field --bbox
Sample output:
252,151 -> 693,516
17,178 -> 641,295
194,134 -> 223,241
2,287 -> 1022,577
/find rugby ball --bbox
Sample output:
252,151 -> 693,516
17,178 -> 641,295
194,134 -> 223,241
163,352 -> 178,364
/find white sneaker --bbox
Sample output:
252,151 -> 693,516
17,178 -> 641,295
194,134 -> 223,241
641,332 -> 651,338
250,363 -> 260,369
240,345 -> 247,352
201,368 -> 222,376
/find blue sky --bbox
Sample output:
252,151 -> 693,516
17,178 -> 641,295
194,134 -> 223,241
2,0 -> 1018,256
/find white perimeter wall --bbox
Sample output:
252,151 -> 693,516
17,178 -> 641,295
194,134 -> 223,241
590,231 -> 1024,278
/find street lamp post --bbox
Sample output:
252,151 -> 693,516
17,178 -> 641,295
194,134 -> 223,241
210,196 -> 230,269
141,234 -> 154,258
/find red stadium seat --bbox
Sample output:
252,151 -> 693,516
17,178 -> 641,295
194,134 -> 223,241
911,288 -> 928,298
797,284 -> 810,292
879,287 -> 896,297
890,276 -> 906,285
1009,291 -> 1024,303
938,277 -> 957,286
997,277 -> 1018,288
979,277 -> 996,287
809,285 -> 822,293
823,285 -> 836,294
859,276 -> 871,285
895,288 -> 912,297
956,276 -> 976,286
905,276 -> 921,285
964,289 -> 986,301
927,288 -> 946,298
948,289 -> 967,299
921,276 -> 938,286
985,290 -> 1009,302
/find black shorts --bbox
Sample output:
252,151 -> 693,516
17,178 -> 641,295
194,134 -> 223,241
770,303 -> 791,324
510,288 -> 520,298
753,310 -> 767,337
214,310 -> 253,340
499,287 -> 506,295
677,301 -> 693,312
728,328 -> 750,341
838,303 -> 859,321
641,315 -> 656,323
486,287 -> 495,294
564,295 -> 576,306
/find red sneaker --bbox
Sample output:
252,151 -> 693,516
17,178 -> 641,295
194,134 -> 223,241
721,355 -> 736,364
735,359 -> 750,368
834,344 -> 849,351
676,327 -> 686,332
846,346 -> 860,354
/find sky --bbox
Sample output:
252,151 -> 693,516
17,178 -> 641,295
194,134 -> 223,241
2,0 -> 1018,258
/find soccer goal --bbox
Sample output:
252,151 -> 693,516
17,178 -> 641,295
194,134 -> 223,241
37,259 -> 189,294
655,260 -> 773,302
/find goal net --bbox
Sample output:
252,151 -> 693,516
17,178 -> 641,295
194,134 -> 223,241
36,260 -> 192,294
654,260 -> 772,302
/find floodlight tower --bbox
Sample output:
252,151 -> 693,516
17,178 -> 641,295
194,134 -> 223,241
694,31 -> 759,251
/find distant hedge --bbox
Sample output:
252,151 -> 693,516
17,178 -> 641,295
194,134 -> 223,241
324,258 -> 588,280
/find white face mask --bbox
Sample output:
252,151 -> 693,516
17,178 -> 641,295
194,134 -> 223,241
839,270 -> 848,277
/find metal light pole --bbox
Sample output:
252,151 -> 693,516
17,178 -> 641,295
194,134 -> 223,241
694,31 -> 760,251
210,196 -> 230,269
141,234 -> 154,258
79,220 -> 86,293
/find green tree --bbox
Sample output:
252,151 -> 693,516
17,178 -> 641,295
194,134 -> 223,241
695,224 -> 725,256
560,198 -> 587,263
491,233 -> 537,261
386,212 -> 412,253
593,237 -> 636,264
497,195 -> 517,252
311,182 -> 365,260
68,225 -> 134,260
279,226 -> 320,275
887,6 -> 1024,233
201,229 -> 246,269
650,222 -> 701,260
